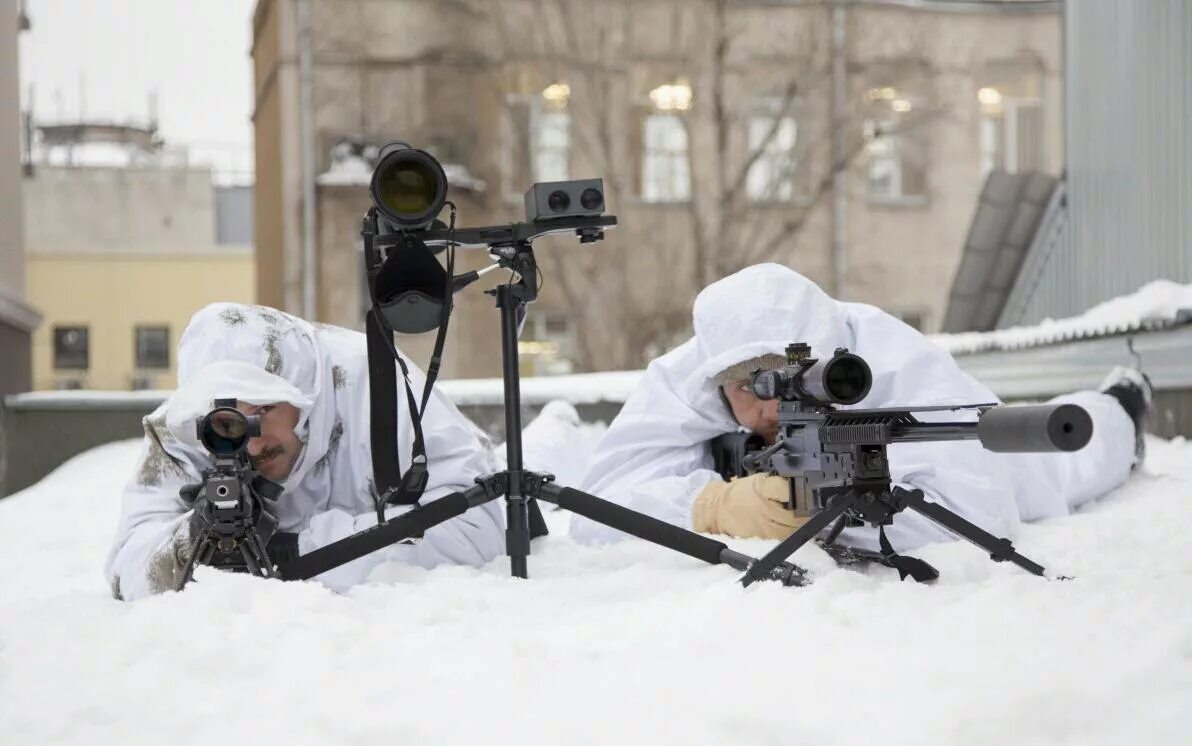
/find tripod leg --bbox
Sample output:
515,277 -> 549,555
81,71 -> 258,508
506,486 -> 530,579
741,492 -> 860,588
895,488 -> 1046,577
277,483 -> 495,581
539,483 -> 809,586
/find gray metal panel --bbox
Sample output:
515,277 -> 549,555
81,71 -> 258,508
943,171 -> 1057,332
1004,0 -> 1192,325
215,185 -> 254,246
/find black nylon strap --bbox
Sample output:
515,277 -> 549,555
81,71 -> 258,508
367,307 -> 430,509
878,525 -> 939,583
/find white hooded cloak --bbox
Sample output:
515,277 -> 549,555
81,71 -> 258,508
105,303 -> 504,600
571,264 -> 1135,553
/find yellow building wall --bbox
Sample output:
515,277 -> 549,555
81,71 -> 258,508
27,253 -> 256,390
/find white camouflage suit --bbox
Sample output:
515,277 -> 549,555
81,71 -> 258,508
104,303 -> 505,600
571,264 -> 1136,554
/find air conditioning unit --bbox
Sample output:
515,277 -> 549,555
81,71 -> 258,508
54,377 -> 86,390
130,375 -> 157,391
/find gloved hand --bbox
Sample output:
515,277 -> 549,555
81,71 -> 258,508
691,474 -> 809,539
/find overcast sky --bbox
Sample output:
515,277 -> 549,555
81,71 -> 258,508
18,0 -> 256,180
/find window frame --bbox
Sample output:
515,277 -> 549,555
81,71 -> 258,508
134,325 -> 171,370
640,111 -> 692,204
52,325 -> 90,371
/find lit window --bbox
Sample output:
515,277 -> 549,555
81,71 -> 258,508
864,93 -> 927,201
642,113 -> 690,203
502,89 -> 572,199
135,326 -> 170,369
978,87 -> 1044,176
518,313 -> 576,376
535,109 -> 570,183
53,326 -> 89,370
747,99 -> 799,201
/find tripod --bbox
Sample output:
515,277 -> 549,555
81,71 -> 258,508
275,243 -> 809,587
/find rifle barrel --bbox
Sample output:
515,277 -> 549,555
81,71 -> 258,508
888,403 -> 1092,453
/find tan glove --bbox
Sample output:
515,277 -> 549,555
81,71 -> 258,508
691,474 -> 810,540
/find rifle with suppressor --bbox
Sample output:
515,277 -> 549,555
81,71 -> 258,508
710,343 -> 1092,587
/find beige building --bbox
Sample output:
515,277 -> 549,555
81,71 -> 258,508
0,0 -> 40,396
252,0 -> 1061,377
24,164 -> 255,390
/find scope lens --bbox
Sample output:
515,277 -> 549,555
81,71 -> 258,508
580,188 -> 603,211
822,356 -> 871,404
370,148 -> 447,227
201,409 -> 250,455
547,190 -> 571,213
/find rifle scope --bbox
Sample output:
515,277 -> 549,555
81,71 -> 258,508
752,349 -> 872,406
196,403 -> 261,457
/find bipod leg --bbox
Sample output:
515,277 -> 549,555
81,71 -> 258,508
177,535 -> 209,591
894,488 -> 1047,577
245,532 -> 276,578
741,492 -> 860,588
538,482 -> 809,587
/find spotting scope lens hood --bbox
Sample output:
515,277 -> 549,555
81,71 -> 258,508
369,141 -> 448,231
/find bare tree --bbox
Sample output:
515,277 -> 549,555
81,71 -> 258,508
487,0 -> 945,371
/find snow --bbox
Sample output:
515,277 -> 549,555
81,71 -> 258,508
2,410 -> 1191,744
440,370 -> 642,406
933,279 -> 1192,355
317,146 -> 489,193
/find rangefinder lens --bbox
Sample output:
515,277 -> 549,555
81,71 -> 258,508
580,188 -> 603,211
547,190 -> 571,212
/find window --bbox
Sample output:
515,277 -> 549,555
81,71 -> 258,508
502,90 -> 571,200
53,326 -> 89,370
864,109 -> 927,202
518,312 -> 577,376
135,326 -> 170,369
978,88 -> 1044,176
642,113 -> 690,203
747,99 -> 799,202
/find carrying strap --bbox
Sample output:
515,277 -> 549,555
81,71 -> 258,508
367,309 -> 429,514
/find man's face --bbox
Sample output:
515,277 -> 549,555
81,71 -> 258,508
236,401 -> 303,482
722,381 -> 781,444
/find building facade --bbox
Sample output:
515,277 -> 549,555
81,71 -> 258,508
24,164 -> 255,390
253,0 -> 1061,377
0,0 -> 40,396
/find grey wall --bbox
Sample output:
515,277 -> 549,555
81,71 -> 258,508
1003,0 -> 1192,325
0,396 -> 625,497
215,185 -> 254,246
24,165 -> 221,254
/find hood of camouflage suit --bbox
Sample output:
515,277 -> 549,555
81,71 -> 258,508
683,263 -> 855,404
163,304 -> 332,493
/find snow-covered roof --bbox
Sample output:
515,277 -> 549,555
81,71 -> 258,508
316,142 -> 487,192
932,279 -> 1192,356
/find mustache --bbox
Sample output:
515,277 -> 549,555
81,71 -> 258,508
253,445 -> 286,464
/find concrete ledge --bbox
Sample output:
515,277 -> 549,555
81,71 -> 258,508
0,385 -> 629,497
